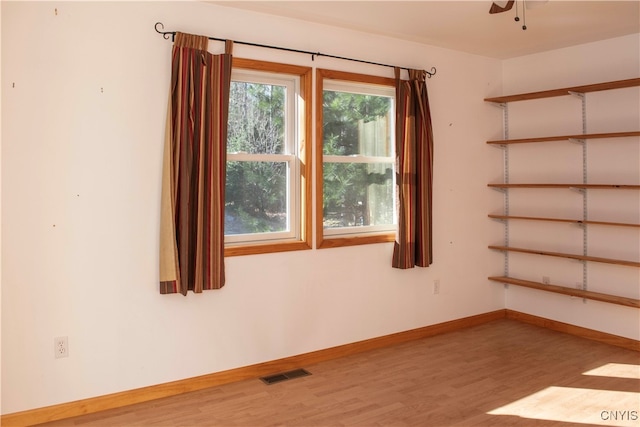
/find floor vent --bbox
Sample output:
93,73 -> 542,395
260,368 -> 311,385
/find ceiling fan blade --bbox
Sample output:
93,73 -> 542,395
489,0 -> 515,14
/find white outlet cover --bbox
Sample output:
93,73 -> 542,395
55,336 -> 69,359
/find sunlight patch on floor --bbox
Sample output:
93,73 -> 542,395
487,386 -> 640,426
583,363 -> 640,380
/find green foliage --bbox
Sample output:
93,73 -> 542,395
322,90 -> 392,155
224,82 -> 395,234
225,82 -> 287,234
228,82 -> 285,154
322,90 -> 394,228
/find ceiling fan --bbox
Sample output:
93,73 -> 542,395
489,0 -> 516,14
489,0 -> 549,30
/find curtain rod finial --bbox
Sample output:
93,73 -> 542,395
155,22 -> 172,40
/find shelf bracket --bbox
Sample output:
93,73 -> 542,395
487,102 -> 508,109
501,103 -> 510,141
580,262 -> 588,304
501,102 -> 510,279
573,90 -> 589,302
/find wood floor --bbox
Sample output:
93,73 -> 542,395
38,319 -> 640,426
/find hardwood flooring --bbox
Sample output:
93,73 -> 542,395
38,319 -> 640,426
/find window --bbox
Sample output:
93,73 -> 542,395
316,69 -> 397,249
225,59 -> 312,256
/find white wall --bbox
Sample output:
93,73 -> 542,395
1,1 -> 504,414
500,34 -> 640,340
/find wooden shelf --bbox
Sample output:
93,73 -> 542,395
488,276 -> 640,308
487,131 -> 640,145
484,78 -> 640,103
488,214 -> 640,228
488,245 -> 640,268
488,183 -> 640,190
486,78 -> 640,311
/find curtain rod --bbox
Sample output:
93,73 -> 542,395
154,22 -> 436,78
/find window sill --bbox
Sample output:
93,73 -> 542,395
317,233 -> 395,249
225,240 -> 311,257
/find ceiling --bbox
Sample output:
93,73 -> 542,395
210,1 -> 640,59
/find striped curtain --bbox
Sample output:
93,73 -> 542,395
392,68 -> 434,269
159,32 -> 233,295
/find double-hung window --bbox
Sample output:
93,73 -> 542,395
316,69 -> 397,248
225,59 -> 312,256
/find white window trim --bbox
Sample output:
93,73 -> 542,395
321,79 -> 397,239
323,79 -> 395,97
323,155 -> 394,164
225,70 -> 302,245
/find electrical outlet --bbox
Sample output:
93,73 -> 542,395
542,276 -> 550,285
433,279 -> 440,295
54,336 -> 68,359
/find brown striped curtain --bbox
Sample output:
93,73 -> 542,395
159,32 -> 233,295
392,68 -> 434,269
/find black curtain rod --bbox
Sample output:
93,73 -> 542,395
154,22 -> 436,78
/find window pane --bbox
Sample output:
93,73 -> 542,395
322,90 -> 393,156
228,82 -> 286,154
323,162 -> 394,229
225,161 -> 288,234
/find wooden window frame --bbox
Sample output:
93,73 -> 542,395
315,69 -> 397,249
225,58 -> 312,257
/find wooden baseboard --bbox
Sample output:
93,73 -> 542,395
1,310 -> 506,427
505,309 -> 640,352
